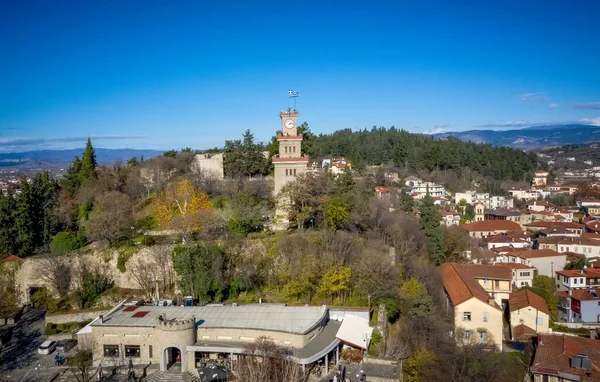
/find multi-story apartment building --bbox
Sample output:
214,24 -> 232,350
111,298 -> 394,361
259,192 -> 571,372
440,263 -> 503,350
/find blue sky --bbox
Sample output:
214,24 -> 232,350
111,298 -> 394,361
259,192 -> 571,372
1,0 -> 599,152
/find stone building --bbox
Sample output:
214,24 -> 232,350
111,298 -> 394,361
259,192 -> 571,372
78,302 -> 370,378
192,153 -> 224,180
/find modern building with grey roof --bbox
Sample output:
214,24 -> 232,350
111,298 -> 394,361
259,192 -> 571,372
79,302 -> 368,377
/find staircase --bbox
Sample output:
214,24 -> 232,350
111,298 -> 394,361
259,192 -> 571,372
145,370 -> 200,382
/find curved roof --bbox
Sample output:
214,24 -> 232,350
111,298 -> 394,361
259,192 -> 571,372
93,304 -> 327,334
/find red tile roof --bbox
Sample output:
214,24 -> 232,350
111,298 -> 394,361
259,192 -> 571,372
513,324 -> 537,342
462,220 -> 521,232
460,264 -> 512,280
524,221 -> 584,229
582,233 -> 600,241
555,268 -> 600,278
485,231 -> 531,243
557,289 -> 600,301
494,248 -> 564,259
439,263 -> 501,310
375,186 -> 391,193
2,255 -> 22,263
532,334 -> 600,380
493,262 -> 534,270
509,289 -> 549,315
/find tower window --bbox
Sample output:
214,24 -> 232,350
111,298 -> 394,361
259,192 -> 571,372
293,146 -> 296,153
285,146 -> 288,153
293,169 -> 297,176
285,169 -> 288,176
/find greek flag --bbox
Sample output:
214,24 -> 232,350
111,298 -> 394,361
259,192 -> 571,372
288,89 -> 299,97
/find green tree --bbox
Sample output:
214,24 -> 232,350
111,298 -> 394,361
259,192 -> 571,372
224,130 -> 270,178
62,156 -> 82,194
419,192 -> 444,264
399,278 -> 434,318
172,244 -> 225,302
324,197 -> 350,230
398,190 -> 414,213
318,263 -> 352,302
163,149 -> 178,158
522,275 -> 558,321
404,348 -> 437,382
0,193 -> 18,256
333,168 -> 355,196
227,191 -> 267,234
73,264 -> 114,309
564,256 -> 591,270
79,138 -> 97,182
50,232 -> 86,254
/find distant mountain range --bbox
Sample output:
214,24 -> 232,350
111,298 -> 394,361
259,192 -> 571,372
0,148 -> 163,169
433,124 -> 600,150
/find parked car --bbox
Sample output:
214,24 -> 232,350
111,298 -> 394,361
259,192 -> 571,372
56,339 -> 77,352
38,340 -> 57,355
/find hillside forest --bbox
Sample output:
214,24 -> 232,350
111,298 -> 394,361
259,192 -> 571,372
0,127 -> 540,381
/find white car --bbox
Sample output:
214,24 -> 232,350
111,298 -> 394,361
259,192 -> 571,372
38,340 -> 57,355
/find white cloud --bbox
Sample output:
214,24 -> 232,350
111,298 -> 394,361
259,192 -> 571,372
0,135 -> 145,147
423,125 -> 450,135
547,103 -> 558,109
477,117 -> 600,128
517,92 -> 549,102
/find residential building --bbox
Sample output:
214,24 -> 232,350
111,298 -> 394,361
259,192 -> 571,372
532,170 -> 549,186
484,231 -> 532,250
483,208 -> 524,224
440,210 -> 460,227
454,191 -> 514,210
375,186 -> 391,201
524,222 -> 584,237
461,220 -> 522,239
79,303 -> 359,376
492,249 -> 567,277
409,181 -> 445,198
527,200 -> 553,212
539,237 -> 600,257
555,269 -> 600,292
440,263 -> 503,350
493,263 -> 535,288
322,157 -> 351,176
460,264 -> 513,306
557,288 -> 600,323
508,289 -> 550,341
531,334 -> 600,381
404,176 -> 422,188
508,188 -> 539,200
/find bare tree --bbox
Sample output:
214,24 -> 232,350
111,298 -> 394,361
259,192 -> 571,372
35,255 -> 72,299
129,245 -> 176,299
83,191 -> 134,245
234,337 -> 308,382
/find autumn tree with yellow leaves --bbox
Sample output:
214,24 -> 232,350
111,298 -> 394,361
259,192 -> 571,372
154,179 -> 213,242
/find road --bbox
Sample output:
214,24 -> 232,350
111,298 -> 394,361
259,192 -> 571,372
0,307 -> 67,382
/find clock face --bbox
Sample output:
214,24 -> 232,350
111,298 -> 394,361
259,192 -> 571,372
285,119 -> 295,129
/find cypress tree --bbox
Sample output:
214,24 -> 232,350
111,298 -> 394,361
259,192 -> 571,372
0,193 -> 18,256
419,188 -> 444,265
79,138 -> 97,182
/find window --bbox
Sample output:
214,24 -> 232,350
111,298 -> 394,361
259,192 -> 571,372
557,274 -> 560,281
464,330 -> 472,341
125,345 -> 140,358
580,278 -> 585,285
574,278 -> 578,285
285,169 -> 288,176
519,318 -> 524,324
478,331 -> 485,344
293,146 -> 296,153
536,317 -> 543,325
494,280 -> 500,289
293,169 -> 297,176
149,345 -> 153,358
520,272 -> 531,277
483,312 -> 488,322
462,312 -> 471,321
104,345 -> 119,358
284,146 -> 288,153
560,247 -> 564,252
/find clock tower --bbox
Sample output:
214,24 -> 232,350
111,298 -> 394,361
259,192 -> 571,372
273,107 -> 308,195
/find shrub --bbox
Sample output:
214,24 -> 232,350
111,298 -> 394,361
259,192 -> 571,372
50,232 -> 86,254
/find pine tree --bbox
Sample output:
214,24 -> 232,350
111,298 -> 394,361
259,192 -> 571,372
16,178 -> 36,256
0,193 -> 18,256
419,189 -> 444,265
62,156 -> 82,194
79,138 -> 97,182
